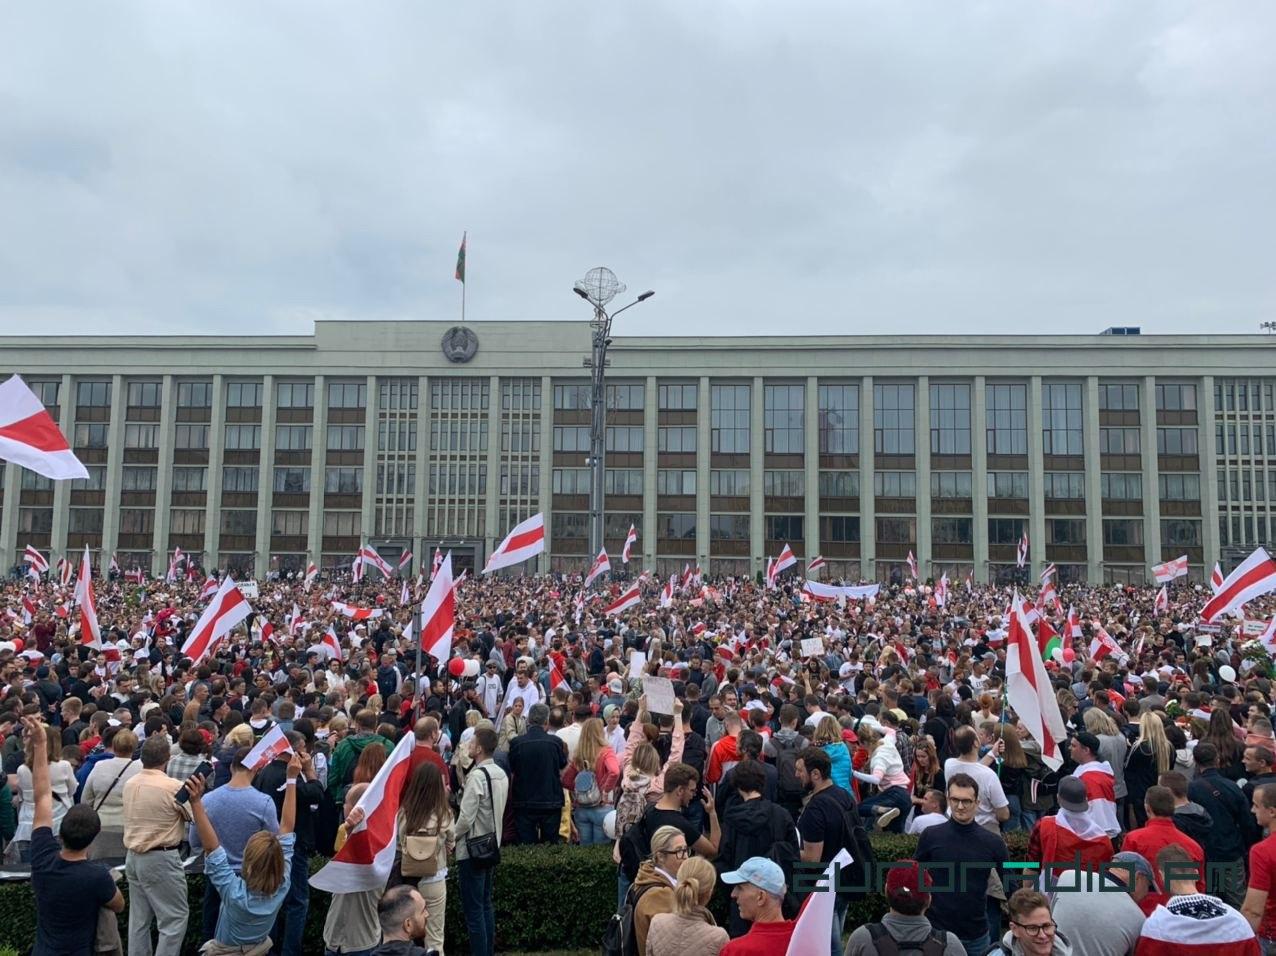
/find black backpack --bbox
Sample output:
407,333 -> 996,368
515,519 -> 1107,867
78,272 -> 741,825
619,812 -> 650,883
831,793 -> 877,899
865,923 -> 948,956
771,733 -> 806,800
601,880 -> 659,956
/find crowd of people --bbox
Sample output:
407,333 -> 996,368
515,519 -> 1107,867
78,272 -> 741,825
4,560 -> 1276,956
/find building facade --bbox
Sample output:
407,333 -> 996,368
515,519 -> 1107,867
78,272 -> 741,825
1,321 -> 1272,584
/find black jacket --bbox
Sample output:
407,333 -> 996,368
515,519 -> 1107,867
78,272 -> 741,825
254,759 -> 326,854
507,726 -> 567,810
1188,768 -> 1252,861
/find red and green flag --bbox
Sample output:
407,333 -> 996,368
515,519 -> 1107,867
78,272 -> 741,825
455,232 -> 466,283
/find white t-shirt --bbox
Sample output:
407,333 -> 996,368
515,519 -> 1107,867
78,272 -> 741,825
942,757 -> 1008,827
804,709 -> 832,728
907,812 -> 948,836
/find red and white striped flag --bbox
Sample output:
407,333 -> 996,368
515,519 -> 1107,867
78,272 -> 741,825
1040,563 -> 1056,584
399,580 -> 409,605
1152,554 -> 1189,584
785,849 -> 854,956
773,544 -> 797,579
1154,585 -> 1169,613
304,562 -> 318,591
573,590 -> 585,624
0,375 -> 88,480
1211,563 -> 1225,593
1135,896 -> 1260,955
351,552 -> 364,584
604,580 -> 642,617
935,573 -> 949,608
1257,617 -> 1276,658
358,546 -> 393,578
310,731 -> 417,893
1006,592 -> 1067,770
22,545 -> 47,576
622,524 -> 637,564
419,552 -> 457,663
965,569 -> 973,594
807,555 -> 826,577
73,547 -> 102,650
659,579 -> 674,609
180,578 -> 252,665
681,563 -> 694,592
906,550 -> 918,580
549,658 -> 568,694
59,556 -> 73,587
242,724 -> 294,772
1066,605 -> 1082,643
199,576 -> 219,601
320,625 -> 343,662
430,548 -> 443,580
1017,531 -> 1029,569
483,513 -> 545,573
397,549 -> 413,572
1202,548 -> 1276,624
21,595 -> 36,626
332,602 -> 384,621
1074,758 -> 1121,837
1089,623 -> 1128,665
583,548 -> 610,588
255,616 -> 275,647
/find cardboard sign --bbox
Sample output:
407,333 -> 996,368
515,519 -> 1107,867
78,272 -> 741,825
1243,620 -> 1269,637
642,676 -> 676,715
801,637 -> 824,658
628,650 -> 648,677
240,580 -> 260,599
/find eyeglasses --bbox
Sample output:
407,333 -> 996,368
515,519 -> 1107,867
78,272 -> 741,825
1012,920 -> 1056,936
659,846 -> 689,859
947,797 -> 976,807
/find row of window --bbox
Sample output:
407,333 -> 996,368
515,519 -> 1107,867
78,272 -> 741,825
1217,422 -> 1276,457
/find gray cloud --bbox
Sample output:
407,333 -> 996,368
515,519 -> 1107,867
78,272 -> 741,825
0,1 -> 1272,337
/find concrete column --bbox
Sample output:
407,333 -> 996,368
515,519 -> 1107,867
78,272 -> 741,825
100,374 -> 127,568
915,376 -> 932,580
804,376 -> 820,570
1200,376 -> 1219,570
413,375 -> 430,576
749,378 -> 764,575
255,374 -> 277,579
50,373 -> 75,561
642,376 -> 659,573
1028,375 -> 1046,580
972,376 -> 989,581
538,375 -> 553,572
695,376 -> 710,575
1084,377 -> 1103,582
306,375 -> 327,569
484,375 -> 501,563
151,375 -> 178,567
1141,376 -> 1162,573
204,375 -> 226,569
859,376 -> 875,579
360,375 -> 378,552
1,463 -> 18,570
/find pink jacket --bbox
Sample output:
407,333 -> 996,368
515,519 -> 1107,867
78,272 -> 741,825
621,718 -> 685,801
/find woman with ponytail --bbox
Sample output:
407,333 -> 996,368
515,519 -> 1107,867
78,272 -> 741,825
645,855 -> 729,956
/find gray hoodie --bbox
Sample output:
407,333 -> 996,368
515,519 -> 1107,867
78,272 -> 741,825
992,928 -> 1074,955
843,913 -> 965,956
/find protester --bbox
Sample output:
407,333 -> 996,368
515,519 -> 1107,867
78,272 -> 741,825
396,761 -> 453,955
562,716 -> 619,846
452,725 -> 507,956
719,857 -> 796,955
795,746 -> 856,956
80,726 -> 141,860
851,724 -> 911,832
13,723 -> 76,862
370,884 -> 431,956
1025,776 -> 1114,876
989,888 -> 1073,955
1189,741 -> 1253,904
630,824 -> 686,955
1241,782 -> 1276,951
1136,843 -> 1260,954
1124,784 -> 1206,914
1048,850 -> 1149,956
321,784 -> 383,956
508,702 -> 568,844
716,758 -> 798,937
843,858 -> 964,955
644,854 -> 729,956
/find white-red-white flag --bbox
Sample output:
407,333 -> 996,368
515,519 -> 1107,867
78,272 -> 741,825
73,546 -> 101,650
199,576 -> 219,601
785,849 -> 855,956
583,548 -> 610,588
659,579 -> 674,609
773,543 -> 797,578
320,625 -> 343,662
1017,531 -> 1029,569
1203,548 -> 1276,624
59,555 -> 73,587
1007,592 -> 1067,770
309,731 -> 418,893
680,563 -> 694,592
22,545 -> 47,576
331,601 -> 384,621
358,546 -> 393,578
430,548 -> 443,580
906,550 -> 918,580
1152,555 -> 1189,584
180,578 -> 252,665
483,513 -> 544,573
1040,563 -> 1056,585
351,552 -> 364,584
420,551 -> 456,663
935,573 -> 950,608
806,554 -> 826,577
0,375 -> 88,481
549,658 -> 568,694
304,562 -> 318,591
21,594 -> 36,626
1211,563 -> 1225,593
399,580 -> 409,605
1257,617 -> 1276,658
242,724 -> 294,772
108,553 -> 120,575
1154,585 -> 1168,613
621,524 -> 637,564
1089,623 -> 1128,664
604,581 -> 642,617
764,557 -> 777,589
398,549 -> 413,572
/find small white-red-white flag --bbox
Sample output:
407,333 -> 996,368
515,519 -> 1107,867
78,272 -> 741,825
1017,531 -> 1029,569
59,555 -> 73,587
430,548 -> 443,580
483,513 -> 544,573
310,731 -> 417,893
806,554 -> 826,577
1154,585 -> 1169,613
549,658 -> 568,694
351,552 -> 364,584
242,724 -> 294,772
784,849 -> 855,956
398,549 -> 413,572
1040,563 -> 1056,584
358,546 -> 393,578
181,578 -> 252,665
773,544 -> 797,579
1089,623 -> 1128,664
304,562 -> 318,590
906,550 -> 918,580
935,573 -> 950,608
320,625 -> 343,662
73,546 -> 101,650
399,580 -> 409,605
1211,563 -> 1225,593
1257,617 -> 1276,658
108,553 -> 120,575
0,375 -> 88,481
199,576 -> 219,601
21,594 -> 36,626
1007,592 -> 1067,770
1202,548 -> 1276,624
604,581 -> 642,617
659,579 -> 674,608
331,601 -> 384,621
622,524 -> 638,564
583,548 -> 610,588
22,545 -> 47,576
420,551 -> 457,663
1152,555 -> 1189,584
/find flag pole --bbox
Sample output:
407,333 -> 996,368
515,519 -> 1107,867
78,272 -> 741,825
413,596 -> 424,722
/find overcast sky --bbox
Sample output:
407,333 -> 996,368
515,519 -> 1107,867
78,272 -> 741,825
1,2 -> 1273,338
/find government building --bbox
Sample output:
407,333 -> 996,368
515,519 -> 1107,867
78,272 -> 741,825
1,321 -> 1272,585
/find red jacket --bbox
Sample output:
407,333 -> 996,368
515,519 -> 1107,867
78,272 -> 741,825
1123,816 -> 1206,911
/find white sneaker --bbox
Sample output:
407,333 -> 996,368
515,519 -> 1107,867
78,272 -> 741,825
875,807 -> 901,830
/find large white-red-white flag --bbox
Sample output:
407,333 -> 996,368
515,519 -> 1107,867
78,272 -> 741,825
0,375 -> 89,481
331,602 -> 384,621
1152,555 -> 1189,584
319,625 -> 343,662
419,551 -> 456,663
784,848 -> 855,956
310,731 -> 418,893
243,724 -> 294,772
1006,592 -> 1067,770
621,524 -> 637,564
1017,531 -> 1030,569
1202,548 -> 1276,624
180,578 -> 252,665
73,547 -> 102,651
583,548 -> 610,588
483,512 -> 545,573
22,545 -> 47,576
604,580 -> 642,617
772,543 -> 797,578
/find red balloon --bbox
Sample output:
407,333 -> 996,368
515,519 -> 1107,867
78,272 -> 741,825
10,638 -> 22,653
1062,647 -> 1076,663
447,657 -> 467,678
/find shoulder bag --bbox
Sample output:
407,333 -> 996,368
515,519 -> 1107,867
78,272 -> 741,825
465,767 -> 501,869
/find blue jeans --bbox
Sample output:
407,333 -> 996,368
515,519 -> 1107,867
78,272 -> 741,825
858,786 -> 911,833
958,931 -> 990,956
830,897 -> 848,956
1002,794 -> 1037,833
459,857 -> 496,956
617,870 -> 632,914
574,805 -> 610,845
271,849 -> 310,956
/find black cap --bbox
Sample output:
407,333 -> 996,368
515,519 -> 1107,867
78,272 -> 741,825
1074,731 -> 1102,756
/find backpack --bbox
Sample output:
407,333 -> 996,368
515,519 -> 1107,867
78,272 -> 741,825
619,813 -> 649,882
819,791 -> 876,900
614,776 -> 650,841
865,923 -> 948,956
573,769 -> 603,808
681,730 -> 707,779
601,881 -> 659,956
772,732 -> 805,800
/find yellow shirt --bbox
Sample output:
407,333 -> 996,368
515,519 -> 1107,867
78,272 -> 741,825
122,768 -> 190,852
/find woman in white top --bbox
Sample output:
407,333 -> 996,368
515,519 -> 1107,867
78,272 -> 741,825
81,728 -> 142,860
851,725 -> 913,833
12,725 -> 77,862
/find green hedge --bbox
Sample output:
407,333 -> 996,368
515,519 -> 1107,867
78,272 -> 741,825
0,832 -> 1031,953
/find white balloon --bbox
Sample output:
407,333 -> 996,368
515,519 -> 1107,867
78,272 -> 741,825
1051,647 -> 1065,664
603,809 -> 617,840
1218,664 -> 1237,683
462,659 -> 480,678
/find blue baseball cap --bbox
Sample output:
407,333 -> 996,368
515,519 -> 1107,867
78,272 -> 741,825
721,857 -> 786,896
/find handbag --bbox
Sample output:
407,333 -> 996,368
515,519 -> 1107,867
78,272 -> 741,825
93,758 -> 136,813
400,815 -> 443,879
465,767 -> 501,869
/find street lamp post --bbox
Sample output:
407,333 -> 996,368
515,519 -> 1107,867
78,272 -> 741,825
573,268 -> 654,560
